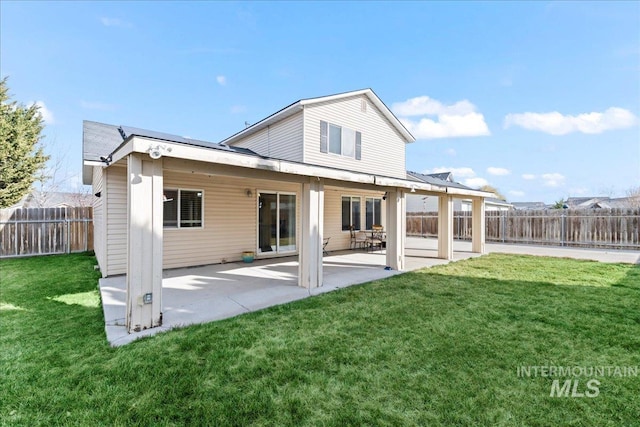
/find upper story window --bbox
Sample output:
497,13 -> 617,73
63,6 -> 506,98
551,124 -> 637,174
163,189 -> 203,228
320,121 -> 361,160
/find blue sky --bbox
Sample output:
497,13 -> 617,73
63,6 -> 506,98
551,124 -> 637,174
2,1 -> 638,202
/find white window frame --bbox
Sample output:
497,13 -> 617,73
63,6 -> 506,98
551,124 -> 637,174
328,124 -> 356,158
256,190 -> 297,255
365,197 -> 382,230
341,195 -> 362,231
163,188 -> 204,229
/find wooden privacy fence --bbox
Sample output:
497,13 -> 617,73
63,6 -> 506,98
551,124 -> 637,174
0,207 -> 93,258
407,209 -> 640,250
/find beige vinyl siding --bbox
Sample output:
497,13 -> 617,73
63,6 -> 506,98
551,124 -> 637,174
303,94 -> 407,179
228,111 -> 304,162
163,171 -> 300,269
91,166 -> 106,276
106,164 -> 128,276
323,186 -> 386,252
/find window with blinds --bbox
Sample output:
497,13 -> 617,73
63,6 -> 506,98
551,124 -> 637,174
163,189 -> 203,228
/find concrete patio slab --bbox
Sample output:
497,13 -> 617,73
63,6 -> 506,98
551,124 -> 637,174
99,237 -> 638,346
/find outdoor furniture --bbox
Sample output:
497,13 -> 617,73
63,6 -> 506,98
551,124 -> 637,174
323,237 -> 330,255
367,225 -> 386,252
349,226 -> 368,250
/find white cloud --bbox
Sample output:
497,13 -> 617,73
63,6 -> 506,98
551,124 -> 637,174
32,101 -> 54,124
542,173 -> 565,187
464,177 -> 489,188
392,96 -> 476,116
100,17 -> 132,28
509,190 -> 525,197
504,107 -> 637,135
216,75 -> 227,86
393,95 -> 490,139
424,166 -> 476,178
80,100 -> 116,111
487,167 -> 510,176
522,174 -> 536,180
445,148 -> 457,156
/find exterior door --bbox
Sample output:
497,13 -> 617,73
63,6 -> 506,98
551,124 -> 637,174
258,192 -> 296,254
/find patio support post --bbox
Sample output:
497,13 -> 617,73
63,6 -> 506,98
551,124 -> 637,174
471,198 -> 485,254
438,194 -> 454,260
385,189 -> 405,270
299,178 -> 324,288
126,153 -> 163,333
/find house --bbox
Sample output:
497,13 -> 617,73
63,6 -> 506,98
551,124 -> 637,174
9,190 -> 92,208
82,88 -> 490,333
565,196 -> 638,209
406,171 -> 512,212
511,201 -> 548,210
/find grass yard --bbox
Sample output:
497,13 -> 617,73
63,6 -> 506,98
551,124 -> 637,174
1,252 -> 639,426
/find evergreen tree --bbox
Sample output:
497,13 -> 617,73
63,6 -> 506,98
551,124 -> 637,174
0,78 -> 49,207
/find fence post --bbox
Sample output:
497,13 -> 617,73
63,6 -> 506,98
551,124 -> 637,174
501,212 -> 506,243
66,219 -> 71,254
561,213 -> 566,247
14,220 -> 18,256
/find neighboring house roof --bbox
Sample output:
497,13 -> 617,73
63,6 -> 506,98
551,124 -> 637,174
219,88 -> 415,146
511,202 -> 548,210
425,172 -> 453,182
406,171 -> 472,191
566,196 -> 638,209
10,190 -> 92,209
483,197 -> 512,207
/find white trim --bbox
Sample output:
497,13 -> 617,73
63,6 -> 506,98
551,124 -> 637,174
256,190 -> 297,255
111,137 -> 493,199
341,195 -> 362,231
221,89 -> 415,146
163,187 -> 204,229
365,197 -> 383,230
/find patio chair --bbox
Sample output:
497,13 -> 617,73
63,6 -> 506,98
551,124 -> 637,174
323,237 -> 330,255
368,225 -> 385,252
349,226 -> 368,250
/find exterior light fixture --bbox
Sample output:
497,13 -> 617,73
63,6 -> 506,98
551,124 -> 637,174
148,144 -> 172,159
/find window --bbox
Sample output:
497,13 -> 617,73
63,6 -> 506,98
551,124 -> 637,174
342,196 -> 361,231
320,121 -> 362,160
163,189 -> 203,228
366,197 -> 382,230
329,124 -> 342,155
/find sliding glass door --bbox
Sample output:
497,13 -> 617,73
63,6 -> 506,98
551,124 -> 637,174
258,192 -> 296,254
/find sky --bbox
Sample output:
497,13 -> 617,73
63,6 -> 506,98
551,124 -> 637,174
1,1 -> 639,203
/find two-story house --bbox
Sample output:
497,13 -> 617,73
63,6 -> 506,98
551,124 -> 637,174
83,88 -> 489,333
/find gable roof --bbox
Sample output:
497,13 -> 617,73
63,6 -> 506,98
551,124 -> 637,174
220,88 -> 415,146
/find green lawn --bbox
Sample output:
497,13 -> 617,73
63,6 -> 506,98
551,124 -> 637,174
1,252 -> 638,426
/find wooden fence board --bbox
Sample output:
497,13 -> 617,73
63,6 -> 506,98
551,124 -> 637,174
0,207 -> 93,258
407,209 -> 640,250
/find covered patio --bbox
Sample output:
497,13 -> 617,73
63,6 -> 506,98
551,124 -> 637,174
100,238 -> 481,346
